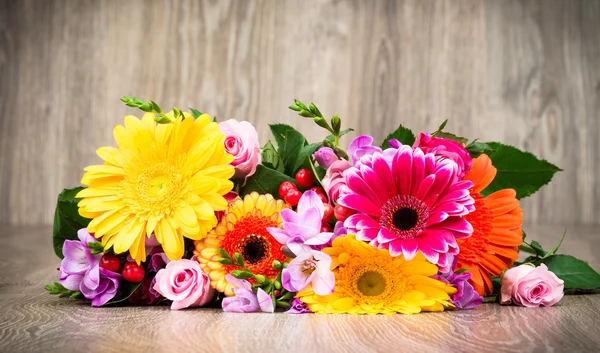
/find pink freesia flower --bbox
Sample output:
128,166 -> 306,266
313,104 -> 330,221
285,298 -> 312,314
500,264 -> 564,307
59,228 -> 120,306
413,132 -> 472,179
339,144 -> 475,270
153,258 -> 215,310
267,190 -> 333,255
222,274 -> 275,313
313,147 -> 339,169
347,135 -> 383,164
321,160 -> 352,204
282,250 -> 335,295
219,119 -> 261,180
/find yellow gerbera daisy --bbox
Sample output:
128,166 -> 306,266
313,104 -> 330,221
194,192 -> 288,296
296,234 -> 457,314
76,111 -> 234,263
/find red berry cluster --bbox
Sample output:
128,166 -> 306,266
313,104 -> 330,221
278,169 -> 335,232
99,254 -> 145,283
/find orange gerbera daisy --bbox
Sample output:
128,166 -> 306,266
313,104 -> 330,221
194,192 -> 288,296
456,154 -> 523,296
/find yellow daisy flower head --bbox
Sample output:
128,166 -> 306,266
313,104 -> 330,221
194,192 -> 288,296
76,111 -> 235,263
296,234 -> 457,315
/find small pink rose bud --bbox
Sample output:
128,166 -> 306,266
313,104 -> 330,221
500,264 -> 564,307
218,119 -> 261,181
313,147 -> 338,169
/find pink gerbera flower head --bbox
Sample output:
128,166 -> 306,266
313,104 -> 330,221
338,144 -> 475,270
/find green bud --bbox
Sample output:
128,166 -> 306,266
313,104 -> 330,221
276,300 -> 291,309
272,260 -> 283,270
138,104 -> 153,112
149,100 -> 162,113
255,274 -> 267,283
331,115 -> 341,134
309,103 -> 322,117
120,97 -> 131,103
314,116 -> 330,129
280,291 -> 295,300
274,280 -> 281,290
218,248 -> 231,260
218,258 -> 234,265
230,270 -> 254,279
294,99 -> 308,111
299,110 -> 314,118
288,104 -> 302,112
154,115 -> 172,124
323,139 -> 334,148
234,253 -> 244,266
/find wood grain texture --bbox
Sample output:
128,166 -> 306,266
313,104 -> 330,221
0,224 -> 599,353
0,0 -> 599,226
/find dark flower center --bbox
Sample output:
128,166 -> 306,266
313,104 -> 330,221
242,235 -> 269,264
393,208 -> 419,230
357,271 -> 387,296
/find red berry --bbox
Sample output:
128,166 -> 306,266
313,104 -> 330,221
99,254 -> 121,273
122,262 -> 145,283
334,204 -> 354,222
317,193 -> 328,204
309,186 -> 325,195
320,223 -> 333,233
285,189 -> 302,207
278,181 -> 297,200
322,203 -> 334,223
295,169 -> 315,188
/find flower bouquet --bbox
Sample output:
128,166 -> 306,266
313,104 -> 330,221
47,97 -> 600,313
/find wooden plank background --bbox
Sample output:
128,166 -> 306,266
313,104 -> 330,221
0,0 -> 598,226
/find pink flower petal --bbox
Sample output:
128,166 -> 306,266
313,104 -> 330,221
297,190 -> 325,216
257,288 -> 275,313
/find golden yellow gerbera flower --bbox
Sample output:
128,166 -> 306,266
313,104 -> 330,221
76,111 -> 234,263
296,234 -> 457,315
194,192 -> 288,296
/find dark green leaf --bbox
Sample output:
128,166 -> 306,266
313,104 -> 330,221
540,255 -> 600,290
53,187 -> 92,258
530,240 -> 547,257
326,128 -> 354,142
293,143 -> 321,175
241,165 -> 298,197
45,282 -> 82,298
547,230 -> 567,256
434,131 -> 468,145
104,275 -> 147,306
436,119 -> 448,133
465,141 -> 496,158
261,141 -> 285,173
189,108 -> 203,118
269,124 -> 306,175
481,142 -> 562,199
382,124 -> 416,148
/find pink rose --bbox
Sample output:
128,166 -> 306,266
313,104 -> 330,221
219,119 -> 261,180
321,159 -> 352,204
500,264 -> 564,307
413,132 -> 472,179
153,259 -> 216,310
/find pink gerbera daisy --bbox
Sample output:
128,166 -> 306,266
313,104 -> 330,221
338,144 -> 475,270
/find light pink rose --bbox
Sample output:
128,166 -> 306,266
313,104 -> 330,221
219,119 -> 261,180
500,264 -> 564,307
321,159 -> 352,204
153,259 -> 215,310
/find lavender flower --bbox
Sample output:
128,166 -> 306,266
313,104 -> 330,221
282,250 -> 335,295
59,228 -> 120,306
286,298 -> 312,314
435,271 -> 483,310
313,147 -> 338,169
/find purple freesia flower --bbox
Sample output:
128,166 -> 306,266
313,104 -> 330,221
286,298 -> 312,314
148,249 -> 170,272
347,135 -> 383,164
59,228 -> 120,306
435,271 -> 483,310
257,288 -> 275,313
282,250 -> 335,295
267,191 -> 333,255
313,147 -> 339,169
222,274 -> 259,313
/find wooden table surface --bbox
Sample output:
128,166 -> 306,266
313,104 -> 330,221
1,225 -> 599,353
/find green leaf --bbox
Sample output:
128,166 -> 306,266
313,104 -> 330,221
52,187 -> 92,258
104,275 -> 147,306
465,141 -> 496,158
269,124 -> 306,175
218,247 -> 232,260
241,165 -> 297,197
540,255 -> 600,290
261,141 -> 285,173
241,165 -> 296,196
481,142 -> 562,199
293,143 -> 321,174
189,108 -> 203,118
454,268 -> 470,275
325,128 -> 353,143
530,240 -> 547,257
382,124 -> 416,148
547,230 -> 566,256
434,131 -> 468,145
